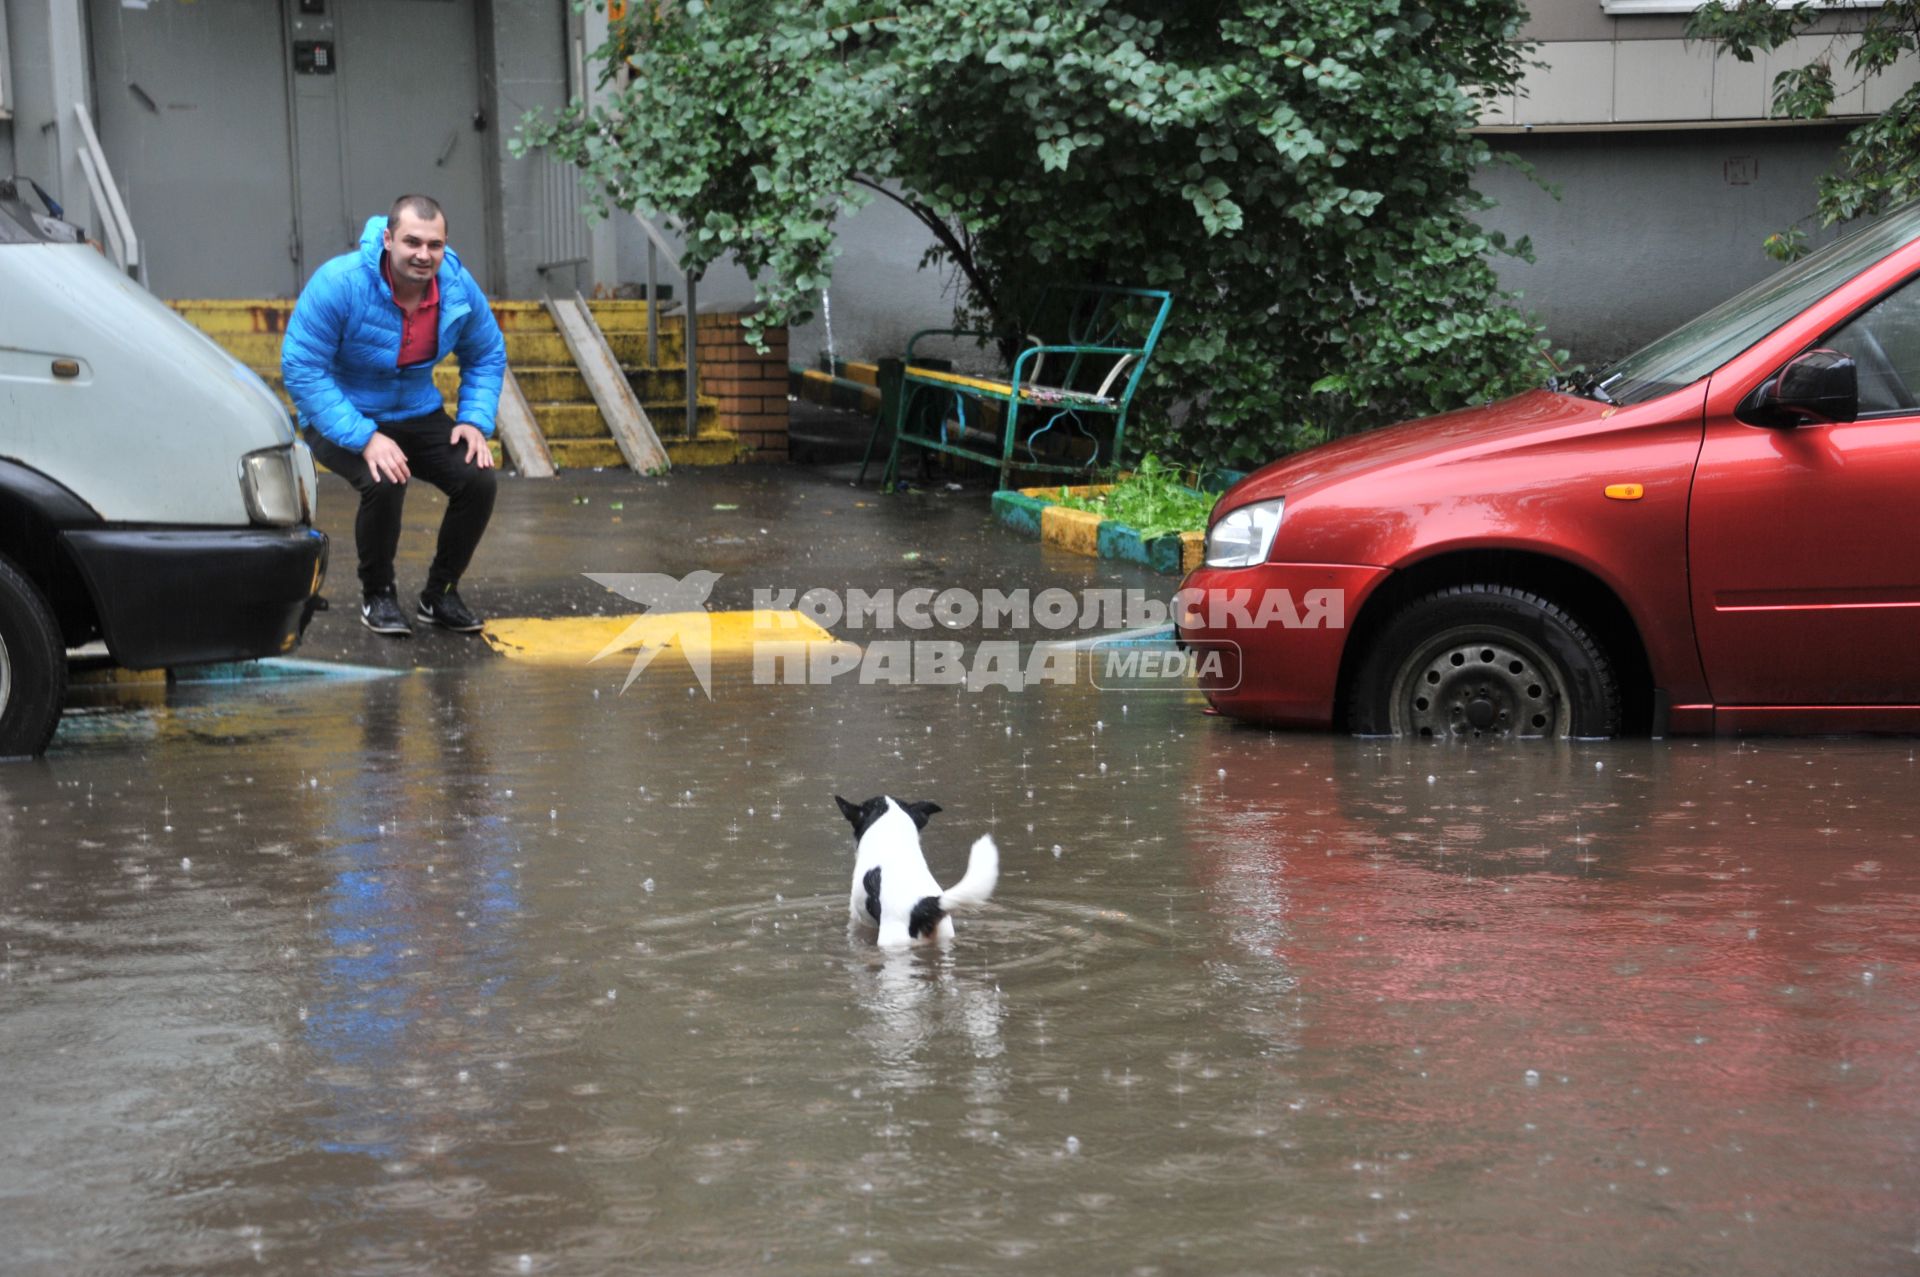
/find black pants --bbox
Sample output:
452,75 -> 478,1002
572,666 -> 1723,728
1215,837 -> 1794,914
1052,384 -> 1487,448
305,409 -> 497,598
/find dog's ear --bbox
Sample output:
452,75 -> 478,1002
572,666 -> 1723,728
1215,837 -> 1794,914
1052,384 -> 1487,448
834,795 -> 863,826
902,800 -> 942,829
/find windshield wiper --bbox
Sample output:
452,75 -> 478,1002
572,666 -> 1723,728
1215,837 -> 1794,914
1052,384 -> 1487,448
1550,364 -> 1615,405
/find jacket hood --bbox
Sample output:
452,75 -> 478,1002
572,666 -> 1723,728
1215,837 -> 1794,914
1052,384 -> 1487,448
358,214 -> 466,283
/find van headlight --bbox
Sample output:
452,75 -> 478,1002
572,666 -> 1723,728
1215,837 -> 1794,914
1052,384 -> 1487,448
1204,498 -> 1285,568
240,446 -> 302,527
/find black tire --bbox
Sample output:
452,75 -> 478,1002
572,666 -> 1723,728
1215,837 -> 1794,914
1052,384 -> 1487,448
1347,585 -> 1622,740
0,554 -> 66,757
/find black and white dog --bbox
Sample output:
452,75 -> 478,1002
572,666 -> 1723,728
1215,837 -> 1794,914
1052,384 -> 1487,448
835,795 -> 998,946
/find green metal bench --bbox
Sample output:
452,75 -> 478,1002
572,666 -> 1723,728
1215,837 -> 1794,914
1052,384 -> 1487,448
865,284 -> 1174,491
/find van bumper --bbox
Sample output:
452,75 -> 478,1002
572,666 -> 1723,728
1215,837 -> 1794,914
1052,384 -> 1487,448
62,526 -> 329,669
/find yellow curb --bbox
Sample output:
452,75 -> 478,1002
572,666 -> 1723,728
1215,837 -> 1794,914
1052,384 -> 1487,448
69,667 -> 166,685
1039,503 -> 1103,558
1181,531 -> 1205,574
480,609 -> 846,667
1020,483 -> 1114,500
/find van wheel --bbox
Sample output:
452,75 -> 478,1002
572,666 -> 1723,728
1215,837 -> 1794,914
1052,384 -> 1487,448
1347,585 -> 1622,740
0,555 -> 66,757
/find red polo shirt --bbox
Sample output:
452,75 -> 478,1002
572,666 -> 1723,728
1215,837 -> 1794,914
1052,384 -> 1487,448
381,254 -> 440,367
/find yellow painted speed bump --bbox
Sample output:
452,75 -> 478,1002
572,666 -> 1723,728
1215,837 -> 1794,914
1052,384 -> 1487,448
481,609 -> 854,669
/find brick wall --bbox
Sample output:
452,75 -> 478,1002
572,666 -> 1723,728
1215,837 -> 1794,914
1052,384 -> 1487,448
695,311 -> 790,461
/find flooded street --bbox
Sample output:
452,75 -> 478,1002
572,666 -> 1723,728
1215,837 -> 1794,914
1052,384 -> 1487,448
5,655 -> 1919,1274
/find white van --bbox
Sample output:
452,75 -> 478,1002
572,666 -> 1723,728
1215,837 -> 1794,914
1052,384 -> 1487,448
0,177 -> 328,755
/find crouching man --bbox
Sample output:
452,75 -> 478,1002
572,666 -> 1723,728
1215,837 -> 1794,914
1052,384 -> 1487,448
282,193 -> 505,637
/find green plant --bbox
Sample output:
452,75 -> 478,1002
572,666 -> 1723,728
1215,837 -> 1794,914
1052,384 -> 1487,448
1689,1 -> 1920,259
519,1 -> 1555,470
1051,454 -> 1215,538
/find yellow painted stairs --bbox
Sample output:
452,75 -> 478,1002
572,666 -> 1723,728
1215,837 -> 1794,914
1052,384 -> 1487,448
169,299 -> 747,470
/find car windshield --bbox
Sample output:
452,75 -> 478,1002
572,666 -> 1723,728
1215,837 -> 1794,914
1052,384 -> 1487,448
1571,200 -> 1920,407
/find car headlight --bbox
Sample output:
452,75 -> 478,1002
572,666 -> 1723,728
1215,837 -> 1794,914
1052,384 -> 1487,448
240,446 -> 301,527
291,437 -> 316,523
1204,498 -> 1285,568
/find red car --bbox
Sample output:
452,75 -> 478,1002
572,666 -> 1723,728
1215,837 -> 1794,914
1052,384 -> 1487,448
1180,201 -> 1920,737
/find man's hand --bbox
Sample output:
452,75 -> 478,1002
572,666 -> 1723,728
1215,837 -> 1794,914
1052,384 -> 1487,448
363,432 -> 410,484
452,423 -> 495,469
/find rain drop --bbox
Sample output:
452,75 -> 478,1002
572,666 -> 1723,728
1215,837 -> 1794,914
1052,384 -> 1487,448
1524,1069 -> 1540,1086
643,878 -> 656,892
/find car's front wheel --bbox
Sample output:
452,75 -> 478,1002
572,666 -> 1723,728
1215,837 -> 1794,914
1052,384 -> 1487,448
1347,585 -> 1622,740
0,554 -> 66,757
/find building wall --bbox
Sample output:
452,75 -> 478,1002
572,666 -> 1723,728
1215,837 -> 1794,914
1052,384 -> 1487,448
485,0 -> 574,299
1479,125 -> 1853,362
1491,0 -> 1920,128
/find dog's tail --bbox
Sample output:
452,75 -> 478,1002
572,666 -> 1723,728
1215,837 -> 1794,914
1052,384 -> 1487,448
943,834 -> 999,910
907,835 -> 999,940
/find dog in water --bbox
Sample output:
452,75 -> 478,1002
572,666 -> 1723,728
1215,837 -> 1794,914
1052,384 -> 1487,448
834,795 -> 998,946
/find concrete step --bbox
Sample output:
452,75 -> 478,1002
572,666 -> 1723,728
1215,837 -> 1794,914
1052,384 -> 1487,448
501,330 -> 686,366
461,364 -> 692,403
545,427 -> 746,470
178,306 -> 689,376
584,300 -> 685,333
545,438 -> 627,469
667,431 -> 753,466
171,298 -> 558,333
525,400 -> 718,439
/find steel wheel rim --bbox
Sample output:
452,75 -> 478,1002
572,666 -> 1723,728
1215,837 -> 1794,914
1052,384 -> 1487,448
0,629 -> 10,726
1387,625 -> 1571,740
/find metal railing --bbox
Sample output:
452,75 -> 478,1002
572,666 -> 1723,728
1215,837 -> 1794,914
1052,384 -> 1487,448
71,101 -> 142,284
533,152 -> 591,292
631,210 -> 699,440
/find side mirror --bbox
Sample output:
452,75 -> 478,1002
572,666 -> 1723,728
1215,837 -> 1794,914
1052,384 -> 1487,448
1740,348 -> 1858,428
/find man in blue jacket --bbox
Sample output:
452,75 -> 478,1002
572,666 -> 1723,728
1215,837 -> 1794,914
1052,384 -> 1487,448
283,194 -> 506,637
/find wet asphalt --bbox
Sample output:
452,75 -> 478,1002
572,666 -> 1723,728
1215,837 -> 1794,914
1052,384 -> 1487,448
7,459 -> 1920,1275
294,459 -> 1164,670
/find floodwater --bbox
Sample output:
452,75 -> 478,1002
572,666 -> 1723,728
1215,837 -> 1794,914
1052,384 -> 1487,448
4,664 -> 1919,1275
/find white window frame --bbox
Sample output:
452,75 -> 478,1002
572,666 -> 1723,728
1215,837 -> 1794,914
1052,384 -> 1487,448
0,0 -> 12,119
1601,1 -> 1879,13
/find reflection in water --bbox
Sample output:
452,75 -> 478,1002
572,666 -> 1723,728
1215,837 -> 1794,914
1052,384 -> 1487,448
847,944 -> 1006,1088
304,673 -> 528,1164
3,675 -> 1920,1274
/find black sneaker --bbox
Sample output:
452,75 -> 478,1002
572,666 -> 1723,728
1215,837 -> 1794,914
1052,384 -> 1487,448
417,586 -> 484,633
360,588 -> 412,637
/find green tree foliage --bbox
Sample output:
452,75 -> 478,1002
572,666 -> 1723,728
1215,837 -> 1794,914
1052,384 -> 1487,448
1690,1 -> 1920,260
519,1 -> 1554,468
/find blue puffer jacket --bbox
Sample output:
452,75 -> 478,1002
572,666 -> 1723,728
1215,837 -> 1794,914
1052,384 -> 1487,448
282,215 -> 506,451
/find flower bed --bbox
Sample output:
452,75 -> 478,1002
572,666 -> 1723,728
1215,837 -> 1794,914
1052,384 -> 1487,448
991,482 -> 1207,576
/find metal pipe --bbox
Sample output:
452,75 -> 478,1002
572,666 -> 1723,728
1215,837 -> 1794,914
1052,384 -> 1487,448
647,240 -> 659,367
684,273 -> 699,439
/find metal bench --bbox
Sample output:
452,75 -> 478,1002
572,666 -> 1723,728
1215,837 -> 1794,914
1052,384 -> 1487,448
865,284 -> 1174,491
